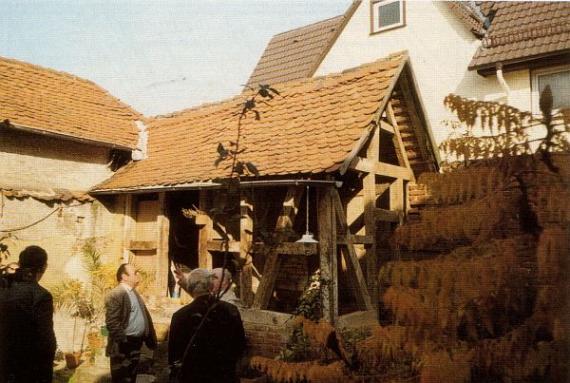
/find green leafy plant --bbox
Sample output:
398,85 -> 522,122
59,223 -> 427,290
294,269 -> 329,321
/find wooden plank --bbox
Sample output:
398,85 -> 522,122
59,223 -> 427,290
252,250 -> 281,309
331,190 -> 374,311
198,190 -> 213,269
337,235 -> 374,245
129,240 -> 157,251
390,178 -> 405,224
350,157 -> 413,180
379,120 -> 395,134
339,124 -> 376,175
122,194 -> 135,263
207,240 -> 240,253
240,194 -> 254,306
156,192 -> 170,296
364,125 -> 379,309
253,242 -> 318,256
318,187 -> 338,323
387,102 -> 415,181
374,208 -> 400,222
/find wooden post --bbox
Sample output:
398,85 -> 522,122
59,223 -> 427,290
240,193 -> 254,306
318,187 -> 338,324
364,126 -> 379,308
252,250 -> 281,309
122,194 -> 135,263
331,190 -> 374,311
198,190 -> 213,269
156,192 -> 170,296
390,178 -> 405,223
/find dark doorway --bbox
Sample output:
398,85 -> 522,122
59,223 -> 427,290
167,191 -> 200,269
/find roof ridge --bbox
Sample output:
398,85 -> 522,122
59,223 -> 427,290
152,51 -> 408,121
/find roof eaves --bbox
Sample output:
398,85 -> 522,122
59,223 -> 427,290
1,120 -> 136,151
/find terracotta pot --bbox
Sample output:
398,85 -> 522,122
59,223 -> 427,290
64,352 -> 82,369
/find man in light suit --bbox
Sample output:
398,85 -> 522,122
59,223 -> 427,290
105,263 -> 157,383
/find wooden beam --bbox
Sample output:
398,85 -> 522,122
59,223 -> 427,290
339,124 -> 376,175
390,178 -> 405,225
122,194 -> 135,263
240,193 -> 254,306
379,120 -> 395,134
129,240 -> 157,251
398,70 -> 432,166
318,187 -> 338,323
374,208 -> 400,223
350,157 -> 413,180
337,235 -> 374,245
387,102 -> 415,181
252,250 -> 281,309
198,190 -> 213,269
331,190 -> 374,311
364,126 -> 379,309
156,192 -> 170,296
252,242 -> 318,256
207,240 -> 240,253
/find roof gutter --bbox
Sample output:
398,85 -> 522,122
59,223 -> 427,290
90,178 -> 340,195
496,63 -> 511,102
1,120 -> 135,151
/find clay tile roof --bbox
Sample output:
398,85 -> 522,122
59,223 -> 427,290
94,52 -> 409,192
469,1 -> 570,70
0,57 -> 140,148
446,2 -> 488,36
245,1 -> 361,89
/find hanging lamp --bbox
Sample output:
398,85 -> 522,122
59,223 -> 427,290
296,185 -> 319,243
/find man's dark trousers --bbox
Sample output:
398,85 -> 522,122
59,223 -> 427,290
110,336 -> 144,383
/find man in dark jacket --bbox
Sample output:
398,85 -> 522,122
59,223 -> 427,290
105,263 -> 157,383
0,246 -> 57,383
169,268 -> 246,383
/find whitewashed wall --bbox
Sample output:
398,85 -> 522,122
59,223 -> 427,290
315,1 -> 534,144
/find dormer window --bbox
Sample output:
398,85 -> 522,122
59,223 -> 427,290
371,0 -> 405,34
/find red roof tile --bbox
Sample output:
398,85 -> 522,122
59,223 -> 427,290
95,53 -> 413,191
470,1 -> 570,70
0,57 -> 140,148
245,1 -> 360,88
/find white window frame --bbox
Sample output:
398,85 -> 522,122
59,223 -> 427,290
370,0 -> 405,35
531,64 -> 570,115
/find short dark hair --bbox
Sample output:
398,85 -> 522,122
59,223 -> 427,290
116,263 -> 130,282
19,246 -> 48,272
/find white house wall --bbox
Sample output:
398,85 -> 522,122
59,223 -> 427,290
315,1 -> 535,145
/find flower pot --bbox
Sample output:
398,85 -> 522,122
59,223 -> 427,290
64,352 -> 82,369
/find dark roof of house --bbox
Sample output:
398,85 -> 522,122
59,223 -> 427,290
0,57 -> 140,149
446,1 -> 489,36
469,1 -> 570,70
94,52 -> 437,192
244,1 -> 360,88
